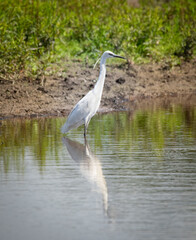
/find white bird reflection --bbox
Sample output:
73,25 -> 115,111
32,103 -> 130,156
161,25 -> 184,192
62,137 -> 108,213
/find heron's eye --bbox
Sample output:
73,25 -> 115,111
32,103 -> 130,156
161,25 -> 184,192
108,53 -> 113,57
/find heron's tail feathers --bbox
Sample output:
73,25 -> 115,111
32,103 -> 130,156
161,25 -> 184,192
61,118 -> 84,134
61,122 -> 69,134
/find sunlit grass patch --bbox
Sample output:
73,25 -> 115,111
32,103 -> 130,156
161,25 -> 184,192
0,0 -> 195,77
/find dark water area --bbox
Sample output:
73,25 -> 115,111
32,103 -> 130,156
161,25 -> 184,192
0,102 -> 196,240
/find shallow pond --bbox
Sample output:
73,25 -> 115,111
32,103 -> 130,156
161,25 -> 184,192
0,103 -> 196,240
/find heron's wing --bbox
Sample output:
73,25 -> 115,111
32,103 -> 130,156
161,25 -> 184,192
61,90 -> 95,133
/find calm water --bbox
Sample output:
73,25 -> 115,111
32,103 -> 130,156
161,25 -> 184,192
0,103 -> 196,240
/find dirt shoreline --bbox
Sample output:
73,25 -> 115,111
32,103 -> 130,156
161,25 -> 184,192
0,59 -> 196,119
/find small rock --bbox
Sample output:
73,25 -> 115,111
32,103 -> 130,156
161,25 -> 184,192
37,87 -> 48,93
88,84 -> 94,89
116,77 -> 126,84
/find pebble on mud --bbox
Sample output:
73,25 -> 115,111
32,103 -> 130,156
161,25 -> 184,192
116,77 -> 126,84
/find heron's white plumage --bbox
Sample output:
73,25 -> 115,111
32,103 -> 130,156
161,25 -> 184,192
61,50 -> 125,136
61,89 -> 98,133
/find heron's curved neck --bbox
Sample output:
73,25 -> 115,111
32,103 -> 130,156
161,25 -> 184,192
94,58 -> 106,97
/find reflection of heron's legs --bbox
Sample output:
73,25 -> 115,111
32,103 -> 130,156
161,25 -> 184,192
84,135 -> 87,146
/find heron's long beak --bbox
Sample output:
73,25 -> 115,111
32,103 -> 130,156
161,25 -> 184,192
114,55 -> 126,60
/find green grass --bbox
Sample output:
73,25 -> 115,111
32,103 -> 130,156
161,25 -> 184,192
0,0 -> 196,77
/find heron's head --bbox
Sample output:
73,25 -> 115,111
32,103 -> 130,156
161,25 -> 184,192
93,50 -> 126,69
103,50 -> 126,60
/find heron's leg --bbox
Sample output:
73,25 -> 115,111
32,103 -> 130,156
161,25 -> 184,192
84,132 -> 87,145
84,118 -> 90,138
84,124 -> 87,138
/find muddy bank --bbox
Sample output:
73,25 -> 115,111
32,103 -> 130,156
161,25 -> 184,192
0,59 -> 196,119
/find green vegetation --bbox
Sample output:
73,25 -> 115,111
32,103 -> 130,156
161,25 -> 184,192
0,0 -> 196,76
